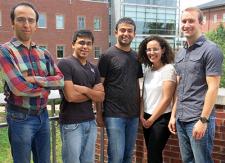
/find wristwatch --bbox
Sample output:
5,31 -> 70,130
200,117 -> 209,123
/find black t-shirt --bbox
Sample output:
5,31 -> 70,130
58,56 -> 100,124
98,46 -> 143,118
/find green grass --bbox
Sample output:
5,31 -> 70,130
0,128 -> 12,163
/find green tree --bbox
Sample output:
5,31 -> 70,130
205,23 -> 225,87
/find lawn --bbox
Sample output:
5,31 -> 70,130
0,127 -> 12,162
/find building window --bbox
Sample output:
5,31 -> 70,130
77,16 -> 85,30
38,13 -> 47,28
203,16 -> 206,24
94,17 -> 101,31
56,45 -> 64,58
213,14 -> 217,23
56,15 -> 64,29
223,13 -> 225,22
39,45 -> 48,50
0,10 -> 2,26
94,47 -> 101,59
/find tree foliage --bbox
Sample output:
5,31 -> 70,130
205,24 -> 225,87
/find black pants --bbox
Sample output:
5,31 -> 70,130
143,112 -> 171,163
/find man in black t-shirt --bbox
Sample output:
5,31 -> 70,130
58,30 -> 104,163
97,17 -> 143,163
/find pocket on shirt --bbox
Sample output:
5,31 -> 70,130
188,53 -> 204,74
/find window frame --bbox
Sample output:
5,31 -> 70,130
56,45 -> 65,59
56,14 -> 65,29
223,13 -> 225,22
94,47 -> 102,59
213,14 -> 217,23
77,16 -> 86,30
94,17 -> 101,31
38,12 -> 47,28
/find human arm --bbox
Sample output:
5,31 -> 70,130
63,80 -> 90,103
96,77 -> 105,127
31,52 -> 64,89
168,76 -> 180,134
192,76 -> 220,139
139,78 -> 146,126
0,46 -> 48,97
140,96 -> 147,126
73,83 -> 105,102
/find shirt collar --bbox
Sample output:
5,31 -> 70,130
10,38 -> 37,48
183,35 -> 206,50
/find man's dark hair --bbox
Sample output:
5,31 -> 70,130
115,17 -> 136,32
10,2 -> 39,24
72,30 -> 94,45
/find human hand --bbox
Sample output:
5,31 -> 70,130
140,115 -> 146,127
93,83 -> 104,91
144,118 -> 153,128
192,120 -> 207,140
168,116 -> 176,134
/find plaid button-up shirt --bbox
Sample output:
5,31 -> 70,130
0,38 -> 64,111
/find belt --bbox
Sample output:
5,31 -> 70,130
6,104 -> 46,116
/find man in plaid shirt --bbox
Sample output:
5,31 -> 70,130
0,2 -> 64,163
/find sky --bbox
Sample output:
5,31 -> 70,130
180,0 -> 214,10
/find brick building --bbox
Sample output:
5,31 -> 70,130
0,0 -> 109,64
198,0 -> 225,33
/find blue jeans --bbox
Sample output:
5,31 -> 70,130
7,108 -> 50,163
176,117 -> 215,163
60,120 -> 97,163
105,117 -> 139,163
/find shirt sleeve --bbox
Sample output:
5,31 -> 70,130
57,58 -> 72,81
162,64 -> 176,82
205,45 -> 224,76
33,50 -> 64,89
0,46 -> 48,97
98,54 -> 109,77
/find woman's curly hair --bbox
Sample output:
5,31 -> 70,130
138,35 -> 174,67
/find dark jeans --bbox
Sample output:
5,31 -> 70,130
7,108 -> 50,163
143,112 -> 171,163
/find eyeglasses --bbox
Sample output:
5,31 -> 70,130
145,48 -> 160,53
76,40 -> 93,46
15,17 -> 36,24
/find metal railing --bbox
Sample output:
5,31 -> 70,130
0,90 -> 105,163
